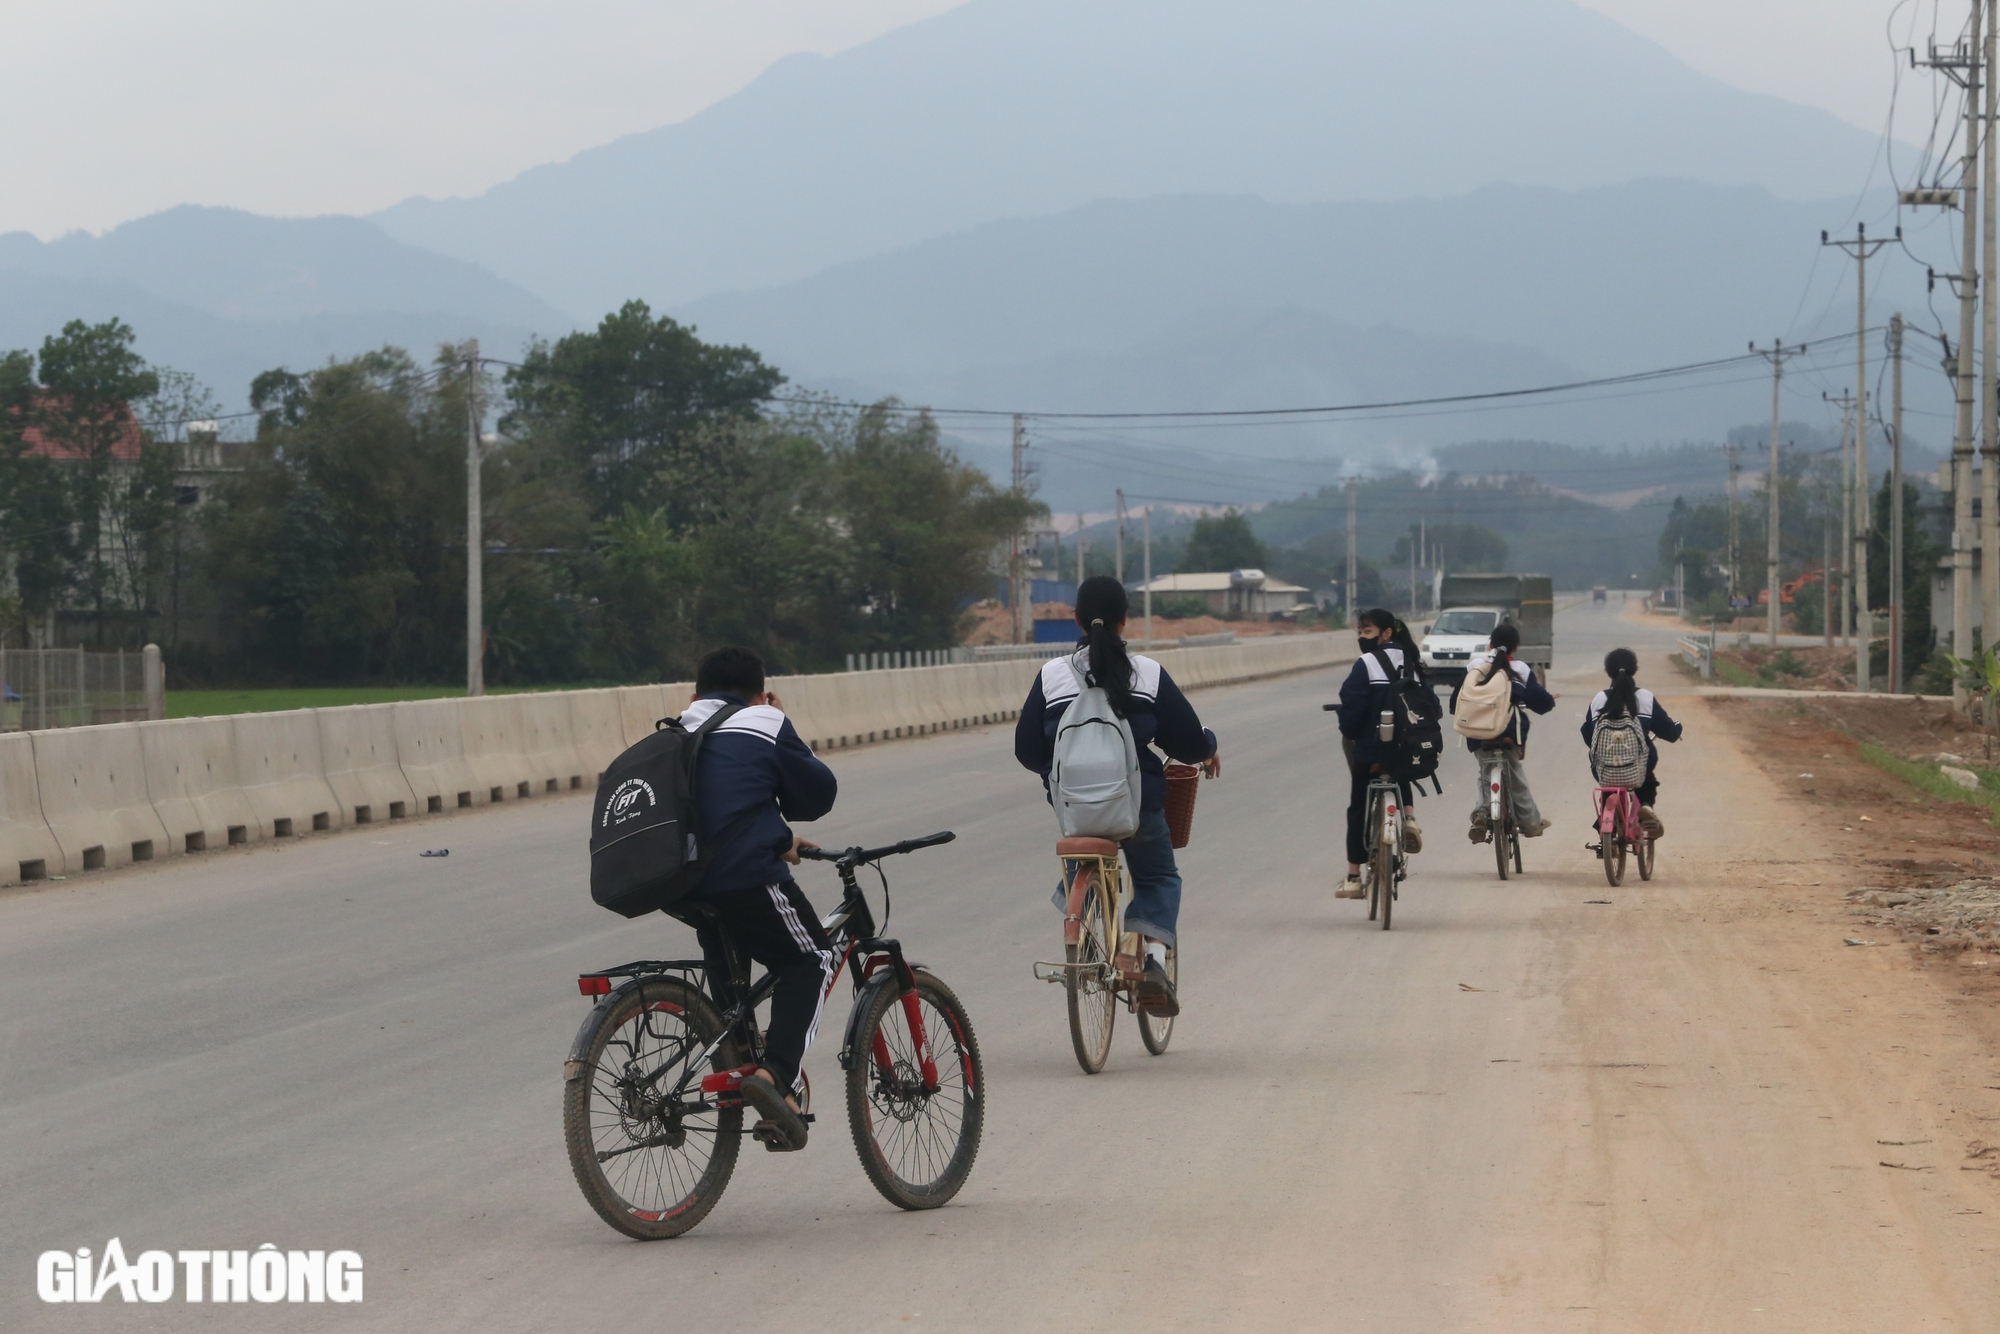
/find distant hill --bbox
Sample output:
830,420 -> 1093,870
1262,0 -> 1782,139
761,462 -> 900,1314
0,208 -> 573,405
371,0 -> 1889,317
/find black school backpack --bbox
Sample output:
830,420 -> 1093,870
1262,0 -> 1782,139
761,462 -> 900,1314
1368,648 -> 1445,793
588,703 -> 757,917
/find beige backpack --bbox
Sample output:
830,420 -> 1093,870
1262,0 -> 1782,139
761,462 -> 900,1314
1452,658 -> 1516,741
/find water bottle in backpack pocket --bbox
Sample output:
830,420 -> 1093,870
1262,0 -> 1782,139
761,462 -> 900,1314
1051,652 -> 1142,841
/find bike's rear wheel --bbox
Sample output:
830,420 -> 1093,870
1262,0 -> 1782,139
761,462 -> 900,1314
1065,872 -> 1117,1073
1139,944 -> 1177,1054
1374,805 -> 1395,931
563,976 -> 743,1240
1603,831 -> 1627,886
848,971 -> 985,1210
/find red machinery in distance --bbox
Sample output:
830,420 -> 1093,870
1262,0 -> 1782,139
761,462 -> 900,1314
1756,567 -> 1826,606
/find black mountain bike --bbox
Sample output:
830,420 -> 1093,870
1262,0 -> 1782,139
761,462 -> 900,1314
563,832 -> 984,1239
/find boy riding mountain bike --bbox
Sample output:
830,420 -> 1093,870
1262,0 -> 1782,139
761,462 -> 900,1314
1449,622 -> 1556,844
1582,647 -> 1683,840
672,646 -> 839,1153
1015,576 -> 1220,1018
1332,608 -> 1432,898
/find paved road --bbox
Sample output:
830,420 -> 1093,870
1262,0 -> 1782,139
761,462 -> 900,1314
0,605 -> 1876,1330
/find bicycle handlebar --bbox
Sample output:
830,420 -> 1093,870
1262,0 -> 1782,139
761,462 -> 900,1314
1321,703 -> 1339,711
797,830 -> 955,868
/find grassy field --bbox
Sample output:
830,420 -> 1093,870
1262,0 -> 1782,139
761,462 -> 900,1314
165,684 -> 613,719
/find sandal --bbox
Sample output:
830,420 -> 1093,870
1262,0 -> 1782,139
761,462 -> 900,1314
739,1072 -> 808,1153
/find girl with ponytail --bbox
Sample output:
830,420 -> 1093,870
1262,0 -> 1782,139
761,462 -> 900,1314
1581,647 -> 1683,839
1331,608 -> 1432,896
1448,620 -> 1556,845
1015,575 -> 1221,1017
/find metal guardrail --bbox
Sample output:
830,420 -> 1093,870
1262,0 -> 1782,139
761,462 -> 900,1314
847,633 -> 1242,670
0,648 -> 151,731
1675,634 -> 1713,679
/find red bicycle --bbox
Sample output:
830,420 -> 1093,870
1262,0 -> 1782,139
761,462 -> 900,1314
562,832 -> 984,1238
1589,786 -> 1653,886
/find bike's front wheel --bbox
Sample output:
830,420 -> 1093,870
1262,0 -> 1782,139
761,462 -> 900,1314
1065,871 -> 1117,1073
1374,805 -> 1395,931
1636,827 -> 1655,881
563,976 -> 743,1240
1602,830 -> 1627,886
847,971 -> 985,1210
1139,945 -> 1177,1054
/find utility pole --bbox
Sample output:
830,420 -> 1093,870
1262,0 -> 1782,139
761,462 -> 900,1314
464,339 -> 484,697
1345,477 -> 1359,625
1917,15 -> 1982,687
1075,513 -> 1086,584
1823,224 -> 1895,690
1010,415 -> 1028,644
1408,525 -> 1417,613
1825,389 -> 1857,647
1750,339 -> 1807,646
1725,439 -> 1742,603
1823,497 -> 1835,650
1986,0 -> 2000,659
1892,312 -> 1907,693
1142,506 -> 1153,646
1115,489 -> 1126,589
1832,392 -> 1856,648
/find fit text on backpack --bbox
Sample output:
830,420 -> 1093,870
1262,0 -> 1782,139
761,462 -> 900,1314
1050,650 -> 1143,841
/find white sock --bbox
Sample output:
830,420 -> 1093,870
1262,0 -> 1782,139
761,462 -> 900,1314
1145,940 -> 1168,965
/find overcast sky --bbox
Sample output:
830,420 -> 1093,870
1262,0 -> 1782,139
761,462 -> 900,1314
0,0 -> 1957,239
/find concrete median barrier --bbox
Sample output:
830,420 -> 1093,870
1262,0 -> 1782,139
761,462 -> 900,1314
1,733 -> 62,883
319,703 -> 418,823
516,693 -> 592,796
34,723 -> 173,871
138,716 -> 261,856
458,695 -> 531,803
233,709 -> 344,834
617,685 -> 681,744
567,690 -> 630,781
392,698 -> 483,813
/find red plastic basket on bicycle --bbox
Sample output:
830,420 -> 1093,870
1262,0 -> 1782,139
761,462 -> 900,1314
1163,763 -> 1200,849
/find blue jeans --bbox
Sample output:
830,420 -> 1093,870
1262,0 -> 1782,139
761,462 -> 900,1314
1049,807 -> 1184,947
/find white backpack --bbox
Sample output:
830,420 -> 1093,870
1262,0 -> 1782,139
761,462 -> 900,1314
1050,651 -> 1142,841
1452,658 -> 1517,741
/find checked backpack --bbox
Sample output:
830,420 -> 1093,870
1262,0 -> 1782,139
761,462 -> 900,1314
1590,711 -> 1649,789
587,703 -> 758,917
1369,648 -> 1445,793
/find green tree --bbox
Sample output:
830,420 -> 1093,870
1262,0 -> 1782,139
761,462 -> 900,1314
500,301 -> 784,522
1175,510 -> 1267,573
830,404 -> 1039,654
33,319 -> 159,639
202,347 -> 468,682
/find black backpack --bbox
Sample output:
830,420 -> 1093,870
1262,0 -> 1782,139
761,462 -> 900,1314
588,703 -> 759,918
1368,649 -> 1445,793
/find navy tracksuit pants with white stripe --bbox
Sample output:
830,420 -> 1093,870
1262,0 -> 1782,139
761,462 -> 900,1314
692,882 -> 836,1093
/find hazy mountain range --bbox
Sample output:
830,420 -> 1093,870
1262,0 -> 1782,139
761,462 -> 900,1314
0,0 -> 1926,523
370,0 -> 1888,317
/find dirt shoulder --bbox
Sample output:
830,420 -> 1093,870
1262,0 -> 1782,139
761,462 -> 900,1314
1483,685 -> 2000,1329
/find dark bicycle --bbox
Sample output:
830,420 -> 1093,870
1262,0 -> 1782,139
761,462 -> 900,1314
562,832 -> 984,1239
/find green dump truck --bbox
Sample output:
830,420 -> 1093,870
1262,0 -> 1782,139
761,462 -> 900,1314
1418,574 -> 1555,685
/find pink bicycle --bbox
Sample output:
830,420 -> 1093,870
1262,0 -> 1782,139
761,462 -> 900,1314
1589,785 -> 1653,886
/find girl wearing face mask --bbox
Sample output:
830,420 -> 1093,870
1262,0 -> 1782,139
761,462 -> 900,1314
1330,608 -> 1427,896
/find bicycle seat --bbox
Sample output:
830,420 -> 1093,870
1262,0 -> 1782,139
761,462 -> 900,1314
1056,837 -> 1120,857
